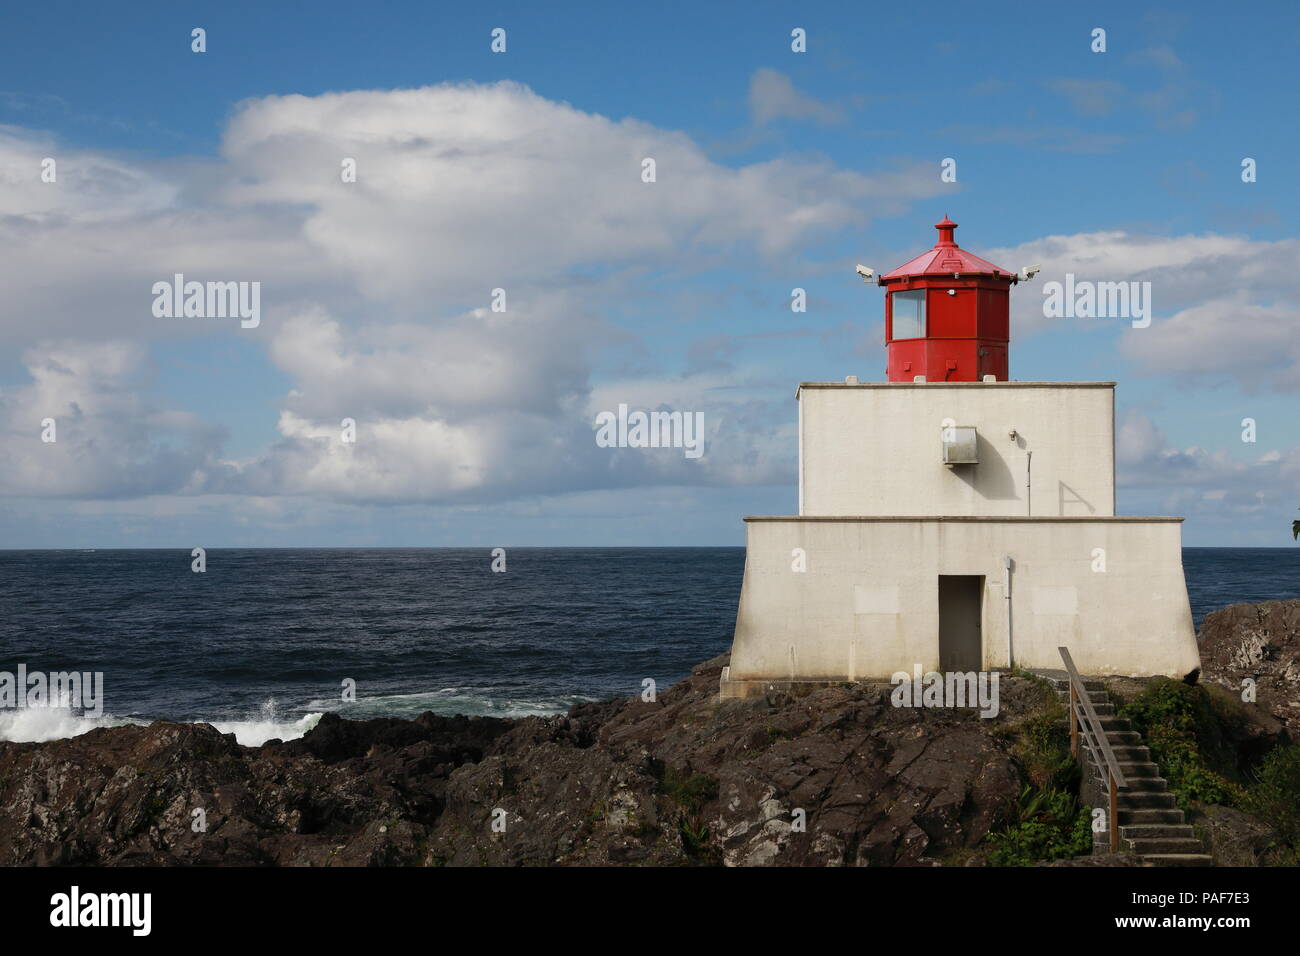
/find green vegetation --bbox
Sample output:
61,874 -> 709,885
1017,711 -> 1079,791
655,764 -> 718,808
1010,677 -> 1080,790
984,660 -> 1300,865
1240,743 -> 1300,864
652,762 -> 720,863
1115,678 -> 1246,809
986,785 -> 1092,866
984,677 -> 1091,865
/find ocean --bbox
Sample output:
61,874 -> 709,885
2,547 -> 1297,745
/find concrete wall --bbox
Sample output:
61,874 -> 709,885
723,516 -> 1199,693
798,382 -> 1115,518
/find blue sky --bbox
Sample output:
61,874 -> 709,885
1,0 -> 1298,547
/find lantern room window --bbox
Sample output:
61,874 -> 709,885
892,290 -> 926,339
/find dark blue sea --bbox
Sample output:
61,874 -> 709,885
1,547 -> 1297,744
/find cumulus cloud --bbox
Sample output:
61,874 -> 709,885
1117,409 -> 1300,531
985,231 -> 1300,389
1119,298 -> 1300,392
0,341 -> 228,498
216,80 -> 911,306
0,81 -> 942,506
0,125 -> 178,221
0,81 -> 941,349
17,83 -> 1287,523
221,303 -> 794,504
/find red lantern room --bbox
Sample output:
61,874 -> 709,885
878,218 -> 1019,383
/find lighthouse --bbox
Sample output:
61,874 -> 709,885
720,220 -> 1199,697
881,217 -> 1014,383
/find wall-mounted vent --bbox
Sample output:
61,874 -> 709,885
942,426 -> 978,465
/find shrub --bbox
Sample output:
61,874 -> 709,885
986,785 -> 1092,866
652,762 -> 720,863
1241,743 -> 1300,862
1117,678 -> 1243,808
984,680 -> 1089,865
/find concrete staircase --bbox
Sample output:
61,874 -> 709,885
1037,673 -> 1212,867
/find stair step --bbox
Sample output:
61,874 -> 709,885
1121,824 -> 1196,839
1103,731 -> 1142,745
1089,771 -> 1168,792
1043,676 -> 1105,692
1109,744 -> 1150,756
1085,763 -> 1161,785
1141,854 -> 1214,867
1043,667 -> 1212,863
1118,792 -> 1178,809
1050,691 -> 1102,707
1120,809 -> 1185,825
1125,837 -> 1206,854
1097,764 -> 1159,780
1052,689 -> 1109,703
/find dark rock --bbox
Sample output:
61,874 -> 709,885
1037,852 -> 1143,867
1190,805 -> 1280,867
1198,598 -> 1300,737
0,654 -> 1052,866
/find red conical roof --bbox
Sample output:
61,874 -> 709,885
880,218 -> 1014,280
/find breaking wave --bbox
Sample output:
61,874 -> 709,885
0,707 -> 146,743
0,700 -> 322,747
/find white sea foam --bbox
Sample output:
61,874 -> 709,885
208,711 -> 322,746
0,692 -> 574,747
0,700 -> 322,746
0,707 -> 145,743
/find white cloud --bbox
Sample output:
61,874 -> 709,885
0,341 -> 227,498
224,305 -> 794,504
984,231 -> 1300,386
0,125 -> 178,221
215,81 -> 913,306
1117,409 -> 1300,533
748,69 -> 844,126
0,81 -> 942,508
1119,298 -> 1300,391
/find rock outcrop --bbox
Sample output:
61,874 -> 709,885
1198,599 -> 1300,736
6,594 -> 1295,868
1188,805 -> 1280,867
0,657 -> 1045,867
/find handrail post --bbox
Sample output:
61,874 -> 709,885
1059,646 -> 1128,858
1069,683 -> 1079,759
1108,770 -> 1119,854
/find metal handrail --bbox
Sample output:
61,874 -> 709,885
1059,646 -> 1126,853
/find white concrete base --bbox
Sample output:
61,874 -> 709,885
725,516 -> 1201,685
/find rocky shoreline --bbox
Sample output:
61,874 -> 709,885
1,599 -> 1295,867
